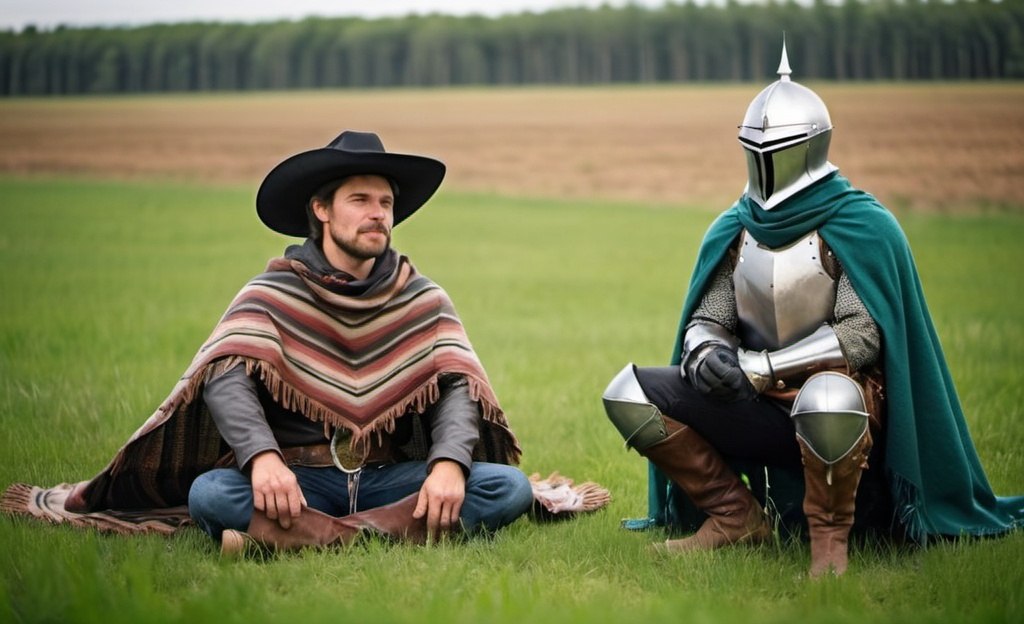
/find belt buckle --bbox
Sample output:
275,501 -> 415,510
330,429 -> 363,474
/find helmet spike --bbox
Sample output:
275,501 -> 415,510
777,34 -> 792,82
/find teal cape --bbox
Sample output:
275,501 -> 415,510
649,173 -> 1024,543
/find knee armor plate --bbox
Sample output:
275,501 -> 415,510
602,364 -> 668,452
791,371 -> 869,464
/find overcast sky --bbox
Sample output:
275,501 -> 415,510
0,0 -> 671,31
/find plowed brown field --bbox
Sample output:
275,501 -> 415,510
2,83 -> 1022,210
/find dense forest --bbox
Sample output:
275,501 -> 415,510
2,0 -> 1023,96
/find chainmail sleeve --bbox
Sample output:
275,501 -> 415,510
832,264 -> 881,372
679,256 -> 740,376
688,256 -> 738,332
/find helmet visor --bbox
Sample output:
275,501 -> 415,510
743,143 -> 808,206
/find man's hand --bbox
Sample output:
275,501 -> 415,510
249,451 -> 306,529
413,460 -> 466,539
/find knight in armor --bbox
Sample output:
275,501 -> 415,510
602,43 -> 1024,577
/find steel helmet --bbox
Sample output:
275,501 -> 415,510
738,40 -> 837,210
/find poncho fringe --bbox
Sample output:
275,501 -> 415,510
245,355 -> 507,455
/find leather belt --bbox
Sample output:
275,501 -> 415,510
279,441 -> 394,469
280,444 -> 334,468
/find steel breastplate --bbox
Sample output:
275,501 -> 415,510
733,229 -> 836,351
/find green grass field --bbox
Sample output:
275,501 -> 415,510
1,176 -> 1022,624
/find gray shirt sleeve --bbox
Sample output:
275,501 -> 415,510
425,375 -> 481,474
203,362 -> 281,470
207,365 -> 482,473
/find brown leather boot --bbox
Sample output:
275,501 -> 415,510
221,492 -> 428,556
799,430 -> 872,577
643,419 -> 769,552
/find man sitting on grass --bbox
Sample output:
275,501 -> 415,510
3,130 -> 540,554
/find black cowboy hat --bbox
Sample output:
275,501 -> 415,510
256,130 -> 446,237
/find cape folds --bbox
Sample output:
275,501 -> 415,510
2,251 -> 520,529
655,173 -> 1024,542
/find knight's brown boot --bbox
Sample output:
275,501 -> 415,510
799,430 -> 872,577
643,419 -> 769,552
221,492 -> 427,556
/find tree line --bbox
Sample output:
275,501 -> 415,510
2,0 -> 1024,96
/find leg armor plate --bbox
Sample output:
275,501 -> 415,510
602,364 -> 669,452
792,371 -> 873,577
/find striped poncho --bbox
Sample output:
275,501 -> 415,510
2,246 -> 520,530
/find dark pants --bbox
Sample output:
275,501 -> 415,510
634,366 -> 898,538
634,366 -> 802,470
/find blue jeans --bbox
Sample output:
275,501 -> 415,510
188,461 -> 534,540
